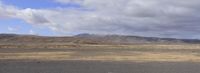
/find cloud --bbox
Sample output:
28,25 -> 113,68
7,26 -> 20,33
1,0 -> 200,39
8,26 -> 16,32
29,29 -> 37,35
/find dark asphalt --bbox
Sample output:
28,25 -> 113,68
0,60 -> 200,73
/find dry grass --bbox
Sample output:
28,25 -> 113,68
0,52 -> 73,60
1,44 -> 200,62
1,51 -> 200,62
1,44 -> 200,49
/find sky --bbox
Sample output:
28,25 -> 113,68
0,0 -> 200,39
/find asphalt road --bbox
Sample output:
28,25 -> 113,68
0,60 -> 200,73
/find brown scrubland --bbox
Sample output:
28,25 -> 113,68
1,34 -> 200,62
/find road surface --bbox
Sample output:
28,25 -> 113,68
0,60 -> 200,73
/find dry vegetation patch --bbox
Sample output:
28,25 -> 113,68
1,44 -> 200,62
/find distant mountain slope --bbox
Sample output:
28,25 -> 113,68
75,34 -> 200,44
0,33 -> 200,44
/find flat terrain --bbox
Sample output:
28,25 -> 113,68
1,44 -> 200,62
1,33 -> 200,73
1,60 -> 200,73
1,44 -> 200,73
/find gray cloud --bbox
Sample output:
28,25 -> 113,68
1,0 -> 200,39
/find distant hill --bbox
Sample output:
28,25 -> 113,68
0,33 -> 200,44
74,33 -> 200,44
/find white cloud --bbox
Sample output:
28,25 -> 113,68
8,27 -> 16,31
29,29 -> 37,35
1,0 -> 200,38
7,26 -> 20,32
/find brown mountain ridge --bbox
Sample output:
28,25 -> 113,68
0,33 -> 200,45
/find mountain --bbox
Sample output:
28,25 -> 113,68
75,33 -> 200,44
0,33 -> 200,44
